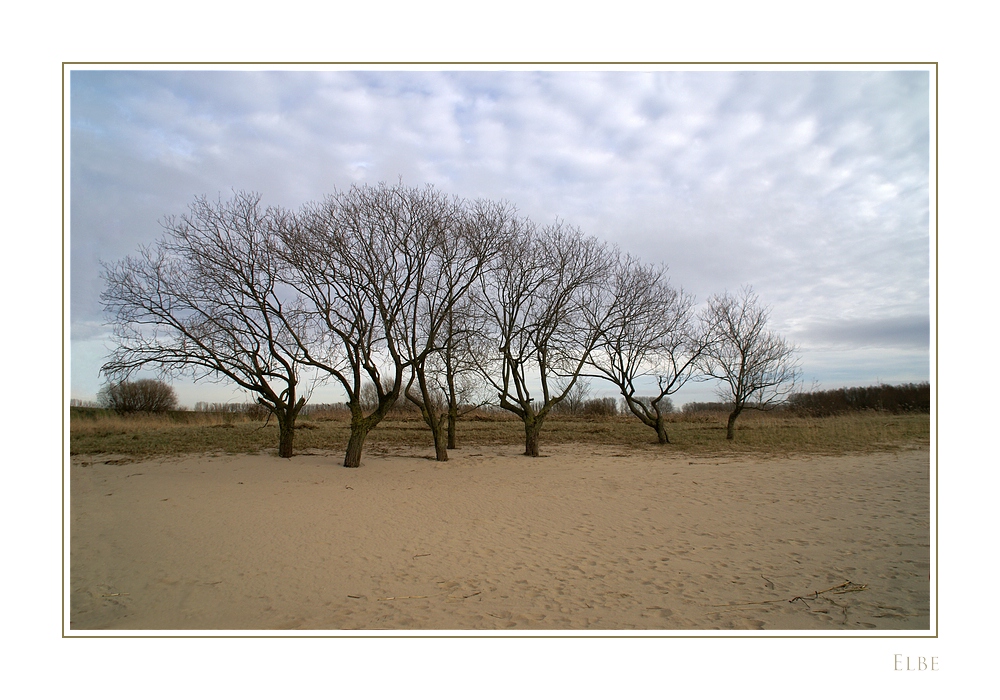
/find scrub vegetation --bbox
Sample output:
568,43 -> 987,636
70,403 -> 929,460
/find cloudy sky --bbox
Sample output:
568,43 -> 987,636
69,67 -> 931,407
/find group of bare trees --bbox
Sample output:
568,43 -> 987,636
101,182 -> 799,467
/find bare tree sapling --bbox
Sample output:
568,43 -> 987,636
586,256 -> 705,444
699,287 -> 799,439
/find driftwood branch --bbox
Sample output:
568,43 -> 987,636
790,581 -> 867,603
711,580 -> 867,608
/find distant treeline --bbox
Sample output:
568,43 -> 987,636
194,401 -> 271,420
681,401 -> 734,413
785,382 -> 930,416
550,396 -> 620,417
75,381 -> 931,420
680,382 -> 931,416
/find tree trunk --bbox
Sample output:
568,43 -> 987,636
411,385 -> 450,462
446,368 -> 459,450
625,397 -> 670,445
434,426 -> 449,462
655,418 -> 670,445
447,404 -> 458,450
344,423 -> 369,468
726,407 -> 742,440
422,407 -> 449,462
262,396 -> 304,459
278,416 -> 296,458
524,420 -> 541,457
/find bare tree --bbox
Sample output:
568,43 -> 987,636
101,192 -> 310,457
278,181 -> 451,468
97,379 -> 178,414
585,257 -> 705,444
435,293 -> 495,450
475,220 -> 614,456
359,377 -> 396,412
553,377 -> 592,415
402,197 -> 509,461
699,287 -> 800,440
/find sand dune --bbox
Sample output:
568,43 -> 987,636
69,444 -> 930,631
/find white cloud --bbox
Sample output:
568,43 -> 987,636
69,68 -> 930,401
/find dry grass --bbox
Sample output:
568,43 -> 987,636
70,407 -> 930,459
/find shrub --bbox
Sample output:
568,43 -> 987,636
582,397 -> 620,417
97,379 -> 179,414
787,382 -> 931,416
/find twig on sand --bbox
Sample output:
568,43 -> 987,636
789,581 -> 867,603
378,590 -> 481,601
711,580 -> 867,607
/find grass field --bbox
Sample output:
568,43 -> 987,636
69,407 -> 930,459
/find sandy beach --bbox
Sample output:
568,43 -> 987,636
69,444 -> 930,632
